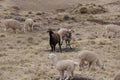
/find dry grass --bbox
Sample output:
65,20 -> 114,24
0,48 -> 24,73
0,0 -> 119,80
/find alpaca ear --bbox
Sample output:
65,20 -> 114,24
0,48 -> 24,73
47,28 -> 55,32
68,29 -> 74,33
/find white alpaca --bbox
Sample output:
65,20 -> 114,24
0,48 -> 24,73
2,19 -> 24,33
104,24 -> 120,38
78,50 -> 105,70
48,53 -> 78,80
24,18 -> 34,32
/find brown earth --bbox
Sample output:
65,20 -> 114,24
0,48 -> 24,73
0,0 -> 119,80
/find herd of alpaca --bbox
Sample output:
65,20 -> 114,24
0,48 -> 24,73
48,51 -> 119,80
0,18 -> 119,80
47,28 -> 74,52
0,18 -> 34,33
47,26 -> 119,80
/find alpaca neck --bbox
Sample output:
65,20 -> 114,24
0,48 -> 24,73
97,59 -> 103,68
51,57 -> 58,66
49,32 -> 53,37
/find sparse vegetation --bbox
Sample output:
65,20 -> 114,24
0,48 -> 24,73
80,7 -> 88,14
70,4 -> 107,14
11,6 -> 20,11
0,0 -> 119,80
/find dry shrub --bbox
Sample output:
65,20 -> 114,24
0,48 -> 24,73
25,14 -> 29,17
17,40 -> 21,43
80,7 -> 88,14
71,4 -> 107,14
42,36 -> 48,40
0,34 -> 5,37
114,54 -> 120,60
89,5 -> 107,14
63,15 -> 70,20
11,6 -> 20,11
14,16 -> 25,22
27,37 -> 34,43
0,5 -> 2,8
28,11 -> 32,14
4,15 -> 13,19
95,38 -> 113,45
10,12 -> 20,16
36,12 -> 45,15
51,12 -> 75,22
56,9 -> 65,13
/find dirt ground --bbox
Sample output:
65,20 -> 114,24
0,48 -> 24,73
0,0 -> 119,80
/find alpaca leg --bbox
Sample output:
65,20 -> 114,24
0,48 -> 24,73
23,24 -> 26,33
61,38 -> 63,45
91,61 -> 97,70
30,26 -> 32,31
68,40 -> 72,49
23,27 -> 27,33
65,71 -> 70,80
50,45 -> 54,52
24,24 -> 28,32
65,40 -> 68,48
105,30 -> 109,38
53,45 -> 56,52
59,41 -> 62,52
88,62 -> 93,71
59,71 -> 64,80
70,71 -> 74,80
79,60 -> 84,71
27,25 -> 30,31
13,28 -> 17,34
65,70 -> 74,80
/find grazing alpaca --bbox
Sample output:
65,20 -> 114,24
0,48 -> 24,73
2,19 -> 24,33
104,24 -> 120,38
78,50 -> 105,71
47,29 -> 62,52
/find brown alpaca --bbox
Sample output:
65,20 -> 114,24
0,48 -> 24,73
47,29 -> 62,52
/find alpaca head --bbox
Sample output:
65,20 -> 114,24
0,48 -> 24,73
48,53 -> 56,59
47,29 -> 53,34
48,53 -> 57,65
68,29 -> 74,33
66,31 -> 72,39
97,59 -> 105,70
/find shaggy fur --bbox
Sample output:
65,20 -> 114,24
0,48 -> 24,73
48,53 -> 78,80
47,29 -> 62,52
78,50 -> 105,70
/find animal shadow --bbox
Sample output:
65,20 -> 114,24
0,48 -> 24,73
44,47 -> 80,53
62,47 -> 80,53
56,76 -> 93,80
